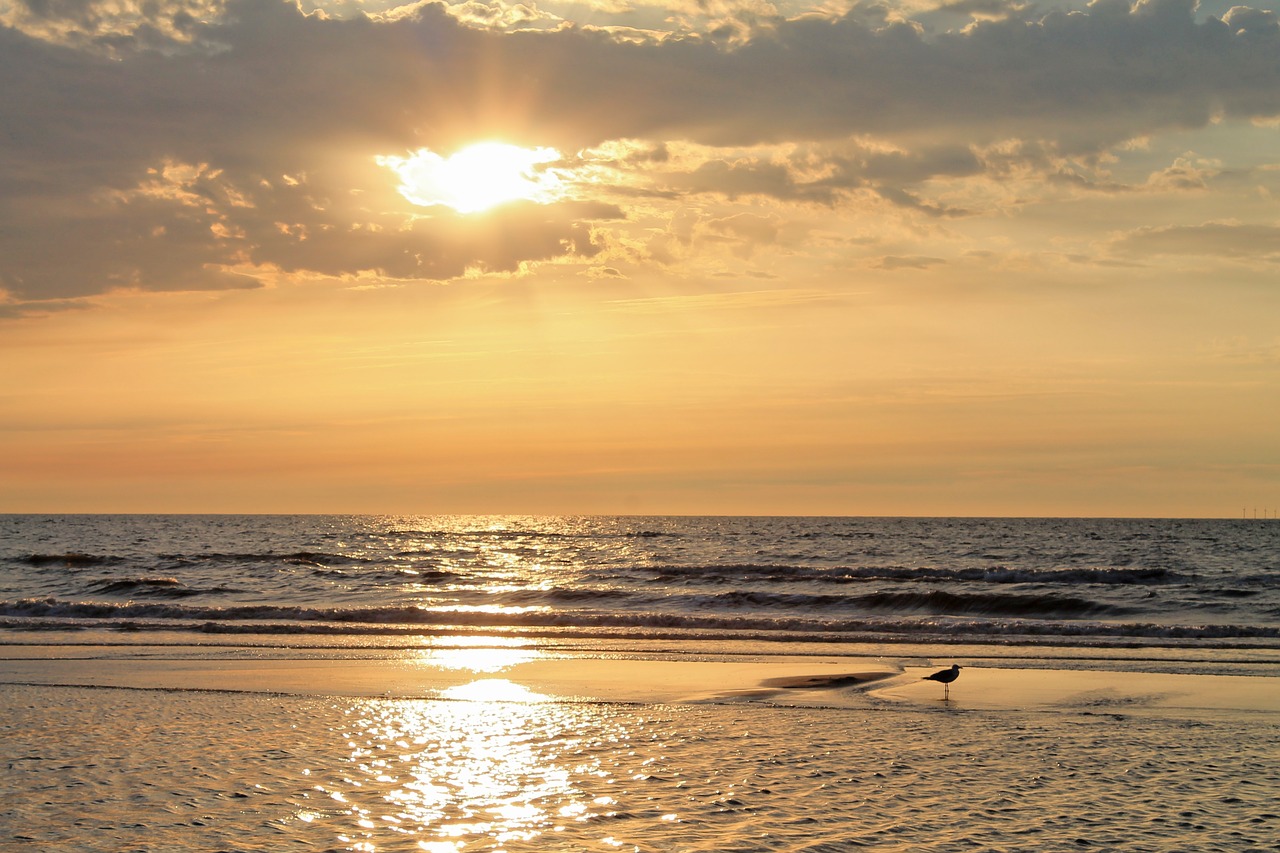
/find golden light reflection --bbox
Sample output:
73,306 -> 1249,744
329,697 -> 617,851
377,142 -> 563,213
427,635 -> 533,648
442,678 -> 547,703
422,646 -> 540,673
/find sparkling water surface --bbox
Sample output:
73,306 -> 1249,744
3,515 -> 1279,653
4,685 -> 1277,852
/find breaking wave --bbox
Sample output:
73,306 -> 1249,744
3,597 -> 1278,644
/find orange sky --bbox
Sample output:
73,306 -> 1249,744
1,0 -> 1278,516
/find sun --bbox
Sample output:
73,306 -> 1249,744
377,142 -> 563,213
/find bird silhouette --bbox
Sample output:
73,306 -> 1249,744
922,664 -> 961,699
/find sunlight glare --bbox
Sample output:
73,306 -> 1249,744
331,697 -> 621,850
442,678 -> 548,703
423,647 -> 540,673
378,142 -> 563,213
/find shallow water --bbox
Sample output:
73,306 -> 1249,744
4,684 -> 1277,852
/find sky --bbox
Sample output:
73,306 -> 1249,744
1,0 -> 1278,517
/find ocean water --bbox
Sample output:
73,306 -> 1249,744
2,515 -> 1279,656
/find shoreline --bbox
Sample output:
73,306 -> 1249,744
2,644 -> 1276,715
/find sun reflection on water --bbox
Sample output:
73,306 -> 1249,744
421,646 -> 541,674
441,679 -> 548,703
327,694 -> 619,851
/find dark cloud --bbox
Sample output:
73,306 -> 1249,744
676,158 -> 841,203
3,0 -> 1279,303
0,296 -> 92,320
655,142 -> 983,207
561,0 -> 1280,150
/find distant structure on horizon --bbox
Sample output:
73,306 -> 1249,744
1242,508 -> 1277,519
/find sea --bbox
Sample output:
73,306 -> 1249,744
2,514 -> 1278,661
3,515 -> 1279,852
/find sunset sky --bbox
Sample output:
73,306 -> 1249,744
2,0 -> 1278,516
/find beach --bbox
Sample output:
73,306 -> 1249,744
3,639 -> 1278,852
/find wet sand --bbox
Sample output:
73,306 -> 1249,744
2,645 -> 1276,715
3,661 -> 1278,852
3,642 -> 1279,851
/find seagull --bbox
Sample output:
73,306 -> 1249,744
922,664 -> 961,700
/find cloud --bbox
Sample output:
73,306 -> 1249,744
1143,154 -> 1221,191
436,0 -> 563,29
247,197 -> 621,279
3,0 -> 1279,304
1112,222 -> 1280,260
676,157 -> 842,203
0,290 -> 92,320
874,255 -> 947,270
1199,335 -> 1280,365
645,140 -> 983,208
560,0 -> 1280,150
0,0 -> 226,51
702,212 -> 783,257
583,264 -> 626,279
